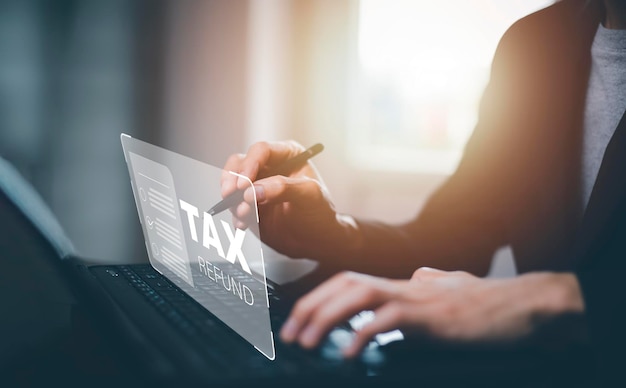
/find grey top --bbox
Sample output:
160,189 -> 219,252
582,23 -> 626,211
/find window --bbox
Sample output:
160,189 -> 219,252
347,0 -> 553,174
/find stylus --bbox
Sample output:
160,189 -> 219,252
207,143 -> 324,216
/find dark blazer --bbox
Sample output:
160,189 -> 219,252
343,0 -> 624,380
349,0 -> 606,277
575,104 -> 626,379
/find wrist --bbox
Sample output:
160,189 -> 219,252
333,214 -> 365,261
516,272 -> 587,345
521,272 -> 585,319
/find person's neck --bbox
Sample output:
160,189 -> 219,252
603,0 -> 626,29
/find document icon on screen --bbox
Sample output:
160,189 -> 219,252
129,152 -> 194,287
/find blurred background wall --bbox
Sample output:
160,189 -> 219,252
0,0 -> 169,262
0,0 -> 551,274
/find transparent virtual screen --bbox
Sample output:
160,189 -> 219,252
121,135 -> 274,360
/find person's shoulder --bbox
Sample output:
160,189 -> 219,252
509,0 -> 591,36
493,0 -> 600,68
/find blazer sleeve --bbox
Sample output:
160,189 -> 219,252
339,19 -> 539,278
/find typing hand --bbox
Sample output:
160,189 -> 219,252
280,268 -> 585,358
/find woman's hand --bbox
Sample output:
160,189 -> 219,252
280,267 -> 585,358
222,141 -> 360,260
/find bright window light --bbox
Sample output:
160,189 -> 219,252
348,0 -> 553,174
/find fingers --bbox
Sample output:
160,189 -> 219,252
281,272 -> 398,349
242,175 -> 322,207
221,141 -> 306,201
221,153 -> 244,198
231,200 -> 254,229
236,141 -> 305,191
343,303 -> 408,358
239,175 -> 318,230
231,175 -> 324,230
280,273 -> 356,344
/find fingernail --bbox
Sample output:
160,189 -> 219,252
253,184 -> 265,203
281,319 -> 298,343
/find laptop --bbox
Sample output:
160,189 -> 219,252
0,138 -> 573,387
76,135 -> 403,384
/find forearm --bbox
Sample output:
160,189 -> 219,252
327,217 -> 418,278
331,146 -> 511,278
330,211 -> 502,278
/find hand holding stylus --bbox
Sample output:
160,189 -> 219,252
209,143 -> 323,216
221,141 -> 361,261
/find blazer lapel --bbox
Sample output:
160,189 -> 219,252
574,109 -> 626,267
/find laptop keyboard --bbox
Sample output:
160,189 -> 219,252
110,264 -> 363,377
